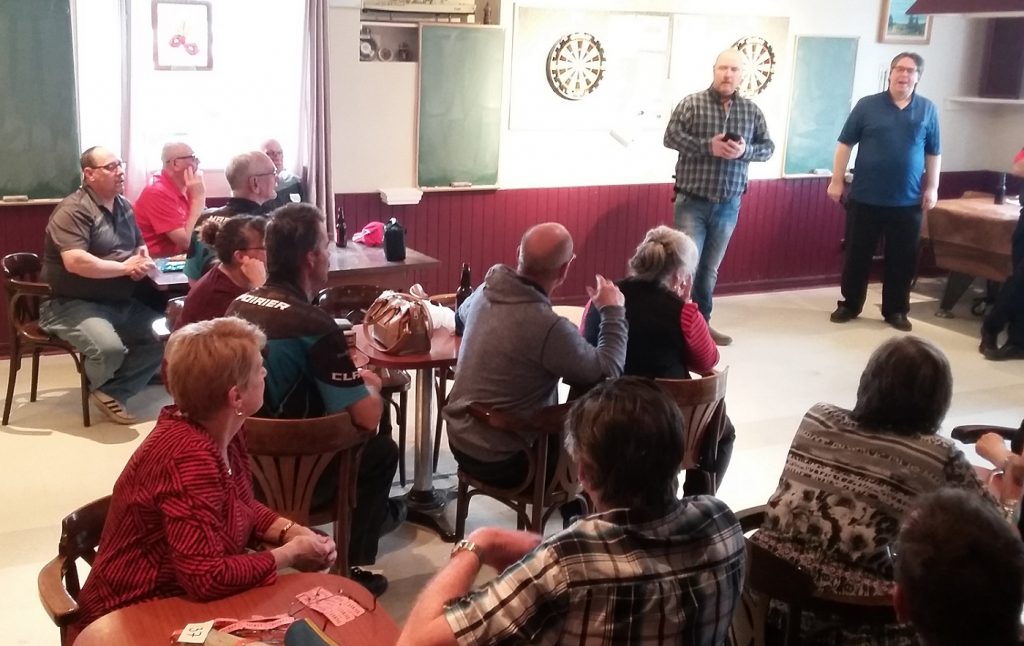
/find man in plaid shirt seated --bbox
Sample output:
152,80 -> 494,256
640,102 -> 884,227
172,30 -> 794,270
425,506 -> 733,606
398,377 -> 746,646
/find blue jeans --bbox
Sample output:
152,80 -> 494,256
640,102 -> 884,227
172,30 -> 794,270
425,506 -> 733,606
673,193 -> 742,320
39,298 -> 164,403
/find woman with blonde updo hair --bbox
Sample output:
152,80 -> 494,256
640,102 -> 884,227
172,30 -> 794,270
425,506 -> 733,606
580,225 -> 734,492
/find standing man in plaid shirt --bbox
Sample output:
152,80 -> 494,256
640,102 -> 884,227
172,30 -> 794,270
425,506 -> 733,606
397,377 -> 745,646
664,48 -> 775,346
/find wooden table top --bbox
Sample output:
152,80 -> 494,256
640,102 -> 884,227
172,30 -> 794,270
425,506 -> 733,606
925,197 -> 1020,280
74,573 -> 400,646
355,326 -> 459,370
329,242 -> 439,279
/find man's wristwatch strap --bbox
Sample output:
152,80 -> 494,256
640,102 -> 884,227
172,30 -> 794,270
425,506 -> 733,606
450,539 -> 480,563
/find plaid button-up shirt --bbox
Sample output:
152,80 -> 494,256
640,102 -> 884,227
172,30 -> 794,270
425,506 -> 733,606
444,496 -> 745,645
664,87 -> 775,202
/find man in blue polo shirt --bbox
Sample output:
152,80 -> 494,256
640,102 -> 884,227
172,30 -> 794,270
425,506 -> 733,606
827,52 -> 941,332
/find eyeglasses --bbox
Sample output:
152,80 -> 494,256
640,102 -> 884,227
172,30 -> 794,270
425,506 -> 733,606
89,160 -> 125,172
171,154 -> 200,165
892,65 -> 919,75
252,169 -> 279,178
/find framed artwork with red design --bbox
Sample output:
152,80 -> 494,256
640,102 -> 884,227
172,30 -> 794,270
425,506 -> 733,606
153,0 -> 213,71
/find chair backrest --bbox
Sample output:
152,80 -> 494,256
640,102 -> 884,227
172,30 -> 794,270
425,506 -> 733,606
2,252 -> 50,333
730,505 -> 897,646
656,368 -> 729,491
315,284 -> 384,323
166,295 -> 186,330
464,402 -> 582,532
38,495 -> 112,641
244,412 -> 368,574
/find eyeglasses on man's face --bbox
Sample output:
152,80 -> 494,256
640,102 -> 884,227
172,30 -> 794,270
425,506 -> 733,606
252,169 -> 279,178
172,154 -> 200,165
90,160 -> 126,172
892,65 -> 919,75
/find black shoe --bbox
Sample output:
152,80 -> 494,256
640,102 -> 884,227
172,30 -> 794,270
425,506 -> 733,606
350,567 -> 388,597
980,332 -> 999,355
380,498 -> 407,536
884,313 -> 913,332
830,306 -> 858,323
984,343 -> 1024,361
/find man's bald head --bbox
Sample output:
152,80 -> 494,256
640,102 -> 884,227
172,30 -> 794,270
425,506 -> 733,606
712,49 -> 746,99
517,222 -> 574,284
261,138 -> 285,172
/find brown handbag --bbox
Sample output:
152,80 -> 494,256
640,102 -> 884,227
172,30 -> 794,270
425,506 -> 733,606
362,291 -> 433,355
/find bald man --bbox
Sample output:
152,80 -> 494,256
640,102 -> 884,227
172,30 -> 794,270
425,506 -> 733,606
183,150 -> 279,281
134,142 -> 206,257
442,223 -> 628,489
664,49 -> 775,346
260,138 -> 307,212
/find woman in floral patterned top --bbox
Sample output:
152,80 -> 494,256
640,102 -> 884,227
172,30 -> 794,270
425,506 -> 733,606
751,336 -> 1000,645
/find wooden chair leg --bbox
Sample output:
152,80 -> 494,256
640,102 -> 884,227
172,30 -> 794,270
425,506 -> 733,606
396,391 -> 408,487
433,374 -> 448,472
77,354 -> 91,427
30,347 -> 42,402
455,476 -> 470,541
2,347 -> 19,425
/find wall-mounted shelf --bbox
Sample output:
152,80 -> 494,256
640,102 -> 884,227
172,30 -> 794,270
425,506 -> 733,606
359,22 -> 418,63
948,96 -> 1024,105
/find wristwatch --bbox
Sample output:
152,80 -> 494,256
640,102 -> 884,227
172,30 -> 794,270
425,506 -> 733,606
450,539 -> 480,562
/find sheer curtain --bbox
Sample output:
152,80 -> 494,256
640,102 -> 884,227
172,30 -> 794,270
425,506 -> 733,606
298,0 -> 335,227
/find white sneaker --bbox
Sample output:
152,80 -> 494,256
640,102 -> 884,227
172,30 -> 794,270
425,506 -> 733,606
90,390 -> 138,425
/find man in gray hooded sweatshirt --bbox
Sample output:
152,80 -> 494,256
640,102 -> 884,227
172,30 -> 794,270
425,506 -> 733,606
442,222 -> 628,488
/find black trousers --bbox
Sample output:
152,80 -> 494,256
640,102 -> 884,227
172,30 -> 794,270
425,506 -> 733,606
983,212 -> 1024,346
838,199 -> 923,318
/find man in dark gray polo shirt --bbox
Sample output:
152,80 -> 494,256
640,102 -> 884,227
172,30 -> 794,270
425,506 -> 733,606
39,146 -> 164,424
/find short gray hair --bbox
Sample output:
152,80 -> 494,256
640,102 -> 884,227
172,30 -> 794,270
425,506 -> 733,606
851,336 -> 951,435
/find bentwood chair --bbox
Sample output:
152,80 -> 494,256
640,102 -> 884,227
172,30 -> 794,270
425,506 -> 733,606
2,252 -> 90,426
455,402 -> 585,540
655,368 -> 729,495
316,285 -> 413,485
38,495 -> 112,645
245,412 -> 369,575
728,506 -> 898,646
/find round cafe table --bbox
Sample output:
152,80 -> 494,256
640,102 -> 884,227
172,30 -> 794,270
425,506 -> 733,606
356,326 -> 460,541
73,572 -> 399,646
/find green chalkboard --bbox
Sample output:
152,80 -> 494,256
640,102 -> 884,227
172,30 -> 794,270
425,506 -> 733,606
0,0 -> 80,199
417,25 -> 504,188
783,36 -> 858,177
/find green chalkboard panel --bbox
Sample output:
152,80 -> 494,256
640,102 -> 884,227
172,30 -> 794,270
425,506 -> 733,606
783,36 -> 858,177
417,25 -> 504,188
0,0 -> 80,199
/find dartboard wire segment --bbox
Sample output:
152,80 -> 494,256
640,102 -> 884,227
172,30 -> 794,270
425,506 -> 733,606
547,32 -> 607,101
732,36 -> 776,98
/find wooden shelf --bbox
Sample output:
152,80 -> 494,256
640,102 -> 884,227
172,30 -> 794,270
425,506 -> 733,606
948,96 -> 1024,106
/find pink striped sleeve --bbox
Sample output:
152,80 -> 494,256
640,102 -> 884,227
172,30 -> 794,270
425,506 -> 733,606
680,302 -> 719,374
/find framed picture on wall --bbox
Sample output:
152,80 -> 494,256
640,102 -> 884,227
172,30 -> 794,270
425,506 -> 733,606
879,0 -> 931,44
153,0 -> 213,70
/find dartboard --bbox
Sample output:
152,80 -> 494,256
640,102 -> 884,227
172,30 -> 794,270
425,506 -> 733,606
732,36 -> 776,98
546,32 -> 606,101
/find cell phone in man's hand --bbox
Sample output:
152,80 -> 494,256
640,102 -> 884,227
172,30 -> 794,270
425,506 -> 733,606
723,132 -> 742,142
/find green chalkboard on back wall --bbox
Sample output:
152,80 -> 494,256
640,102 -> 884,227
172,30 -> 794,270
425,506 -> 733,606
417,24 -> 505,189
0,0 -> 81,199
783,36 -> 858,177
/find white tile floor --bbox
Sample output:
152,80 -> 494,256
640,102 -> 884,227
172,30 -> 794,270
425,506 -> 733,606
2,279 -> 1022,646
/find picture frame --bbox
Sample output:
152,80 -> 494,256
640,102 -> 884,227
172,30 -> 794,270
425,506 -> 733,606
153,0 -> 212,71
879,0 -> 931,45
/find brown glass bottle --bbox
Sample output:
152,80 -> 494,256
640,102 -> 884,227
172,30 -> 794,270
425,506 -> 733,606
455,263 -> 472,336
336,206 -> 347,247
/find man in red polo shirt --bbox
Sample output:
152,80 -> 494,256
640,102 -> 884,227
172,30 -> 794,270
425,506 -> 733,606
134,141 -> 206,258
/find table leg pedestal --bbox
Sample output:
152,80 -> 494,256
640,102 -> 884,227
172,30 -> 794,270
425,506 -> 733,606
400,367 -> 457,542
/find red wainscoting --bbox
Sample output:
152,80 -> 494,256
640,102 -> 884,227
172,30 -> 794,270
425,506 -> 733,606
0,170 -> 1009,356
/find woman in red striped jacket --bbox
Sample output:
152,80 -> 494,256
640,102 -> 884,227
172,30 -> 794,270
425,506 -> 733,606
69,317 -> 335,641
